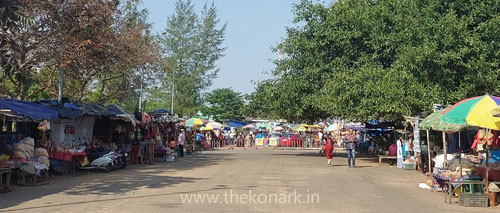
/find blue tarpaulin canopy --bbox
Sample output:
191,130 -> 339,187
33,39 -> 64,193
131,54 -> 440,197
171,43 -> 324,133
0,98 -> 59,120
227,120 -> 246,128
36,100 -> 84,120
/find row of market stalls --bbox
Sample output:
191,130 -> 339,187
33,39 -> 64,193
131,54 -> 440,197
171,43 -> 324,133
0,98 -> 186,191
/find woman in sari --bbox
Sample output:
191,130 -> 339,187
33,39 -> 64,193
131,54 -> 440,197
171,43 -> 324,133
324,135 -> 334,166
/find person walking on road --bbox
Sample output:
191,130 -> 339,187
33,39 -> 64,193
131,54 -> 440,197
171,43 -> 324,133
245,132 -> 253,148
344,128 -> 357,168
324,136 -> 334,166
178,129 -> 186,157
195,130 -> 203,151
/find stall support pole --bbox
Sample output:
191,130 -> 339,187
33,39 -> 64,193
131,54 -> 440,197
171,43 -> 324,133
442,132 -> 447,167
486,142 -> 490,192
427,130 -> 433,192
458,131 -> 462,178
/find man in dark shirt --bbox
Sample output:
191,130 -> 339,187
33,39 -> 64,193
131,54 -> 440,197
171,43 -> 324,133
344,128 -> 357,168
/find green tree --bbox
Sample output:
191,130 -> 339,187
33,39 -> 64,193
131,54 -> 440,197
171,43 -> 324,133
0,0 -> 160,107
251,0 -> 500,122
202,88 -> 244,121
158,0 -> 226,116
243,80 -> 279,120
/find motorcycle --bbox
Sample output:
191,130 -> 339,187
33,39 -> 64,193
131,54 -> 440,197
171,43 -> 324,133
114,145 -> 128,169
82,146 -> 127,172
89,151 -> 117,172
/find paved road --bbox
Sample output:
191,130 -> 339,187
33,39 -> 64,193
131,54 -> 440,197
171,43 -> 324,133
1,149 -> 498,212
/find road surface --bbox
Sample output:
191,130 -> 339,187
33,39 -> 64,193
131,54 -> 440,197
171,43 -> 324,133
1,149 -> 497,212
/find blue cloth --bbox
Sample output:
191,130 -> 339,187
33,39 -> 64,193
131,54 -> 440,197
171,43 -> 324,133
447,131 -> 470,154
196,133 -> 203,142
0,98 -> 58,120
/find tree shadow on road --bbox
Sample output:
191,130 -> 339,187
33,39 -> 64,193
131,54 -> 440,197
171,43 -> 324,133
0,152 -> 230,211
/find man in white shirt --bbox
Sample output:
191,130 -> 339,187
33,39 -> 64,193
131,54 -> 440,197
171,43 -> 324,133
318,131 -> 324,145
178,129 -> 185,157
396,137 -> 403,168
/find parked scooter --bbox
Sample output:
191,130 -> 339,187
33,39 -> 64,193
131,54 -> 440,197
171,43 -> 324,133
114,145 -> 128,169
82,145 -> 126,172
89,151 -> 117,172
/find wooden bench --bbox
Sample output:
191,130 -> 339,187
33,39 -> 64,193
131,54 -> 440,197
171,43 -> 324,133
378,155 -> 397,165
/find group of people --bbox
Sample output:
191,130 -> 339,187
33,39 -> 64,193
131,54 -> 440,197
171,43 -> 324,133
192,130 -> 255,151
323,128 -> 362,168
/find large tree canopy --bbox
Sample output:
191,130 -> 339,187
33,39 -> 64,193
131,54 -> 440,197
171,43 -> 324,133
202,88 -> 244,121
0,0 -> 160,109
246,0 -> 500,122
158,0 -> 226,116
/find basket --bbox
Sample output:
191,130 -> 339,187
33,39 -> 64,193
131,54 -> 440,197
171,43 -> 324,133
459,193 -> 488,207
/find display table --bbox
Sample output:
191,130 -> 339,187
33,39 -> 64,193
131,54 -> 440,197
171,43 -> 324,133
444,180 -> 486,204
378,155 -> 397,165
49,151 -> 86,164
0,168 -> 12,193
49,151 -> 86,175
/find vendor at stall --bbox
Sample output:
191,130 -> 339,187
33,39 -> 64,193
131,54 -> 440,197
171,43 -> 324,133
0,138 -> 12,156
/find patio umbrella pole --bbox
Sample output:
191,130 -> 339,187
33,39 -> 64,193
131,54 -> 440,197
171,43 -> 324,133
427,130 -> 433,192
486,129 -> 490,191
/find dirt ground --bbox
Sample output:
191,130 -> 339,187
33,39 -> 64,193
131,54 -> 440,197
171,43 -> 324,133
1,149 -> 498,212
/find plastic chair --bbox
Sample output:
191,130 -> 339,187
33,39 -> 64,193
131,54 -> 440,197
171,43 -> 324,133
136,146 -> 144,164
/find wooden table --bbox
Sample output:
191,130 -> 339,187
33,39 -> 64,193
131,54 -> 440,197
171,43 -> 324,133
378,155 -> 397,165
0,167 -> 12,193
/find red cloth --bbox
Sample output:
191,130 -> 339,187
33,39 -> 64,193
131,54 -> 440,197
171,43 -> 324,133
324,139 -> 334,159
49,151 -> 86,163
389,143 -> 397,156
471,130 -> 499,149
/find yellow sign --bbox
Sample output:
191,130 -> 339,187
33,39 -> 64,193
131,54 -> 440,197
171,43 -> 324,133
256,138 -> 264,146
269,138 -> 277,146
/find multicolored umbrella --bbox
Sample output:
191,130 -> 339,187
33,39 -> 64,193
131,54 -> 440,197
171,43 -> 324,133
205,122 -> 223,131
243,124 -> 255,129
419,107 -> 468,131
273,126 -> 284,131
325,124 -> 339,132
185,118 -> 204,127
257,123 -> 272,129
441,95 -> 500,130
296,126 -> 306,132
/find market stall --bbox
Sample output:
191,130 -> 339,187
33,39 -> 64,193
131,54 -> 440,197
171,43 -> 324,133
430,95 -> 500,207
0,98 -> 58,187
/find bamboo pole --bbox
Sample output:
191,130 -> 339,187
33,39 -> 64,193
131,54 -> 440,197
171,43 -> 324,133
442,132 -> 447,167
427,130 -> 433,192
459,131 -> 462,178
486,129 -> 490,192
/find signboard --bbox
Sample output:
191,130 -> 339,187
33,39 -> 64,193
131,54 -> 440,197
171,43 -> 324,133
255,138 -> 264,146
413,117 -> 421,153
269,138 -> 277,147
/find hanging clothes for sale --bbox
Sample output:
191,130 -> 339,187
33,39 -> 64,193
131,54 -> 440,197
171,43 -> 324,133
447,131 -> 471,154
471,129 -> 499,151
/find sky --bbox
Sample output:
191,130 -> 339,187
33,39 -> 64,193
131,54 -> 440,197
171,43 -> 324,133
140,0 -> 300,95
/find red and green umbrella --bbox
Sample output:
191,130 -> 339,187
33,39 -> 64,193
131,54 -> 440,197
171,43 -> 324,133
441,95 -> 500,130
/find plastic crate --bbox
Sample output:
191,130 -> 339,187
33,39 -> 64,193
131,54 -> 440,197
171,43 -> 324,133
402,162 -> 416,170
459,193 -> 488,207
